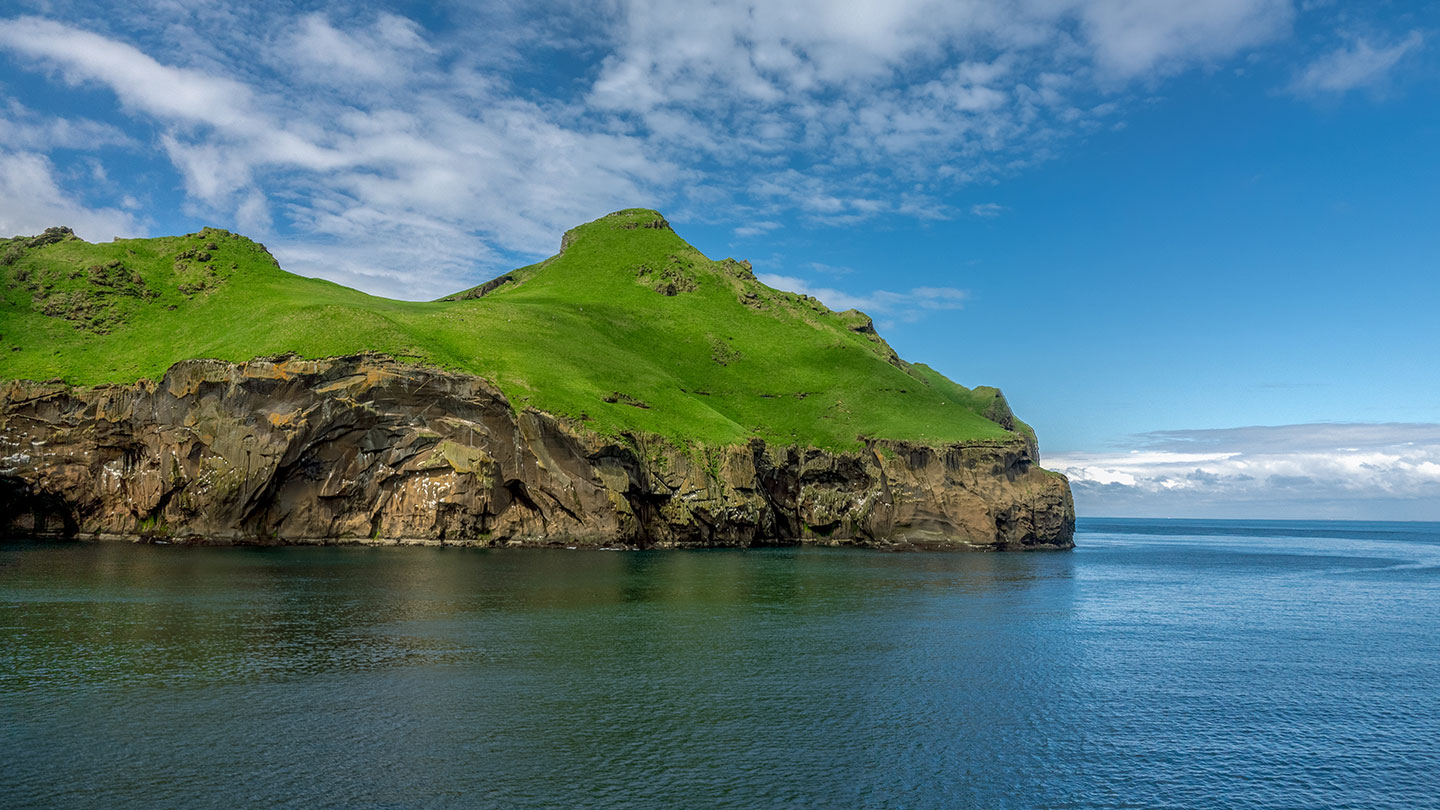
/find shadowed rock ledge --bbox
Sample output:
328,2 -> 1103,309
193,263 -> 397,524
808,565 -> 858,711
0,355 -> 1074,550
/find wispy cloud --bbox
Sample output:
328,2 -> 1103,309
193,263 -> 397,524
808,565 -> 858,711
0,13 -> 674,298
1079,0 -> 1293,79
0,100 -> 136,151
1048,423 -> 1440,519
276,12 -> 435,88
733,220 -> 781,238
0,1 -> 1317,296
0,150 -> 140,240
757,272 -> 966,325
1290,30 -> 1424,95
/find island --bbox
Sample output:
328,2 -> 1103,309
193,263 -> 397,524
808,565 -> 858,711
0,209 -> 1073,549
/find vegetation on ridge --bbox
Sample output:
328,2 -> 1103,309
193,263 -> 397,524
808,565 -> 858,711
0,210 -> 1032,450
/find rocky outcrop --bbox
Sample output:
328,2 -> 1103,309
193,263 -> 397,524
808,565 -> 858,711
0,356 -> 1074,550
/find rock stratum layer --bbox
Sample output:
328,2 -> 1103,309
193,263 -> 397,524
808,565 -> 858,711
1,356 -> 1074,550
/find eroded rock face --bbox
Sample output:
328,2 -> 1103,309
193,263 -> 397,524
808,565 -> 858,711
0,356 -> 1074,550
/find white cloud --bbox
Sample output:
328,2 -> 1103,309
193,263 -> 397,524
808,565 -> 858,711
1290,30 -> 1424,95
0,2 -> 1304,297
970,202 -> 1008,217
0,14 -> 676,299
0,18 -> 325,157
757,272 -> 966,324
0,101 -> 136,151
276,13 -> 435,87
584,0 -> 1299,223
757,273 -> 872,312
0,15 -> 347,211
577,0 -> 1297,227
1048,423 -> 1440,519
1077,0 -> 1294,79
911,286 -> 970,310
591,0 -> 1293,112
734,220 -> 781,238
0,150 -> 141,240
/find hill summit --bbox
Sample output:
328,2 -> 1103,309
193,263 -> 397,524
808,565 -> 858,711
0,210 -> 1074,549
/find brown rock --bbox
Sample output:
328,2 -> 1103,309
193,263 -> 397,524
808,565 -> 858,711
0,356 -> 1074,549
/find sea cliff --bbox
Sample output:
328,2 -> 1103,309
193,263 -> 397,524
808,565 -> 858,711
1,355 -> 1074,549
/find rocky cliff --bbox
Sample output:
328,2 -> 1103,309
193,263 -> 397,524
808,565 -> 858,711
1,355 -> 1074,550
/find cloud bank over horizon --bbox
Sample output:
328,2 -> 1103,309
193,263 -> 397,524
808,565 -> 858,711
0,0 -> 1426,299
1049,423 -> 1440,520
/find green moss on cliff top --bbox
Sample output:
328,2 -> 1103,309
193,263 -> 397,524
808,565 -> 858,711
1,210 -> 1028,450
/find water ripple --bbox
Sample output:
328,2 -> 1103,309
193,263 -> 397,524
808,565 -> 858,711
2,522 -> 1438,809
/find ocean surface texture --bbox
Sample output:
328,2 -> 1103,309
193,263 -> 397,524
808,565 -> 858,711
3,519 -> 1438,809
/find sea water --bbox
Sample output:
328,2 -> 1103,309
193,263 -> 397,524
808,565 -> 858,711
2,519 -> 1437,809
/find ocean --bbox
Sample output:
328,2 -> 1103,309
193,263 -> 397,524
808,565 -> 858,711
2,518 -> 1437,809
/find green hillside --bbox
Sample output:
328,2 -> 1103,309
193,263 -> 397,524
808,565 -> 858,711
0,209 -> 1031,450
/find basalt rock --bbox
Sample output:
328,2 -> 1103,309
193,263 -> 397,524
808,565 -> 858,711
0,355 -> 1074,550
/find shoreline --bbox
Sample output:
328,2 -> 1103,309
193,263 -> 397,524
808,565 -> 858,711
4,532 -> 1075,552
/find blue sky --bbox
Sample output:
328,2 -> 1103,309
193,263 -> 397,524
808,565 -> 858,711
2,0 -> 1438,518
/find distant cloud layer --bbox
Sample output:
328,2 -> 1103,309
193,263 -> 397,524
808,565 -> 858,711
1048,423 -> 1440,520
0,1 -> 1428,298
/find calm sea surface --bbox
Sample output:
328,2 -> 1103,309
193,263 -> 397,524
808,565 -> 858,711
3,519 -> 1438,809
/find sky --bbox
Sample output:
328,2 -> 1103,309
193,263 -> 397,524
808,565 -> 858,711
1,0 -> 1438,519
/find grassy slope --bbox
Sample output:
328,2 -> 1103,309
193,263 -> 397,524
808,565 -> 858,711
0,210 -> 1029,450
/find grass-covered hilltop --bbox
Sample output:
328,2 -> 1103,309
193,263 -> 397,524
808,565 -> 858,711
1,209 -> 1035,453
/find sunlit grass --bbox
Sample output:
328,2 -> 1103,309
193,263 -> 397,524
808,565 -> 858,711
1,211 -> 1024,450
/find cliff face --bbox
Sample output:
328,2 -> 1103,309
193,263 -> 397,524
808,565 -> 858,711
0,356 -> 1074,550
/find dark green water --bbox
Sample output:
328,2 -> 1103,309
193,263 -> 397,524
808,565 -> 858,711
3,519 -> 1438,809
